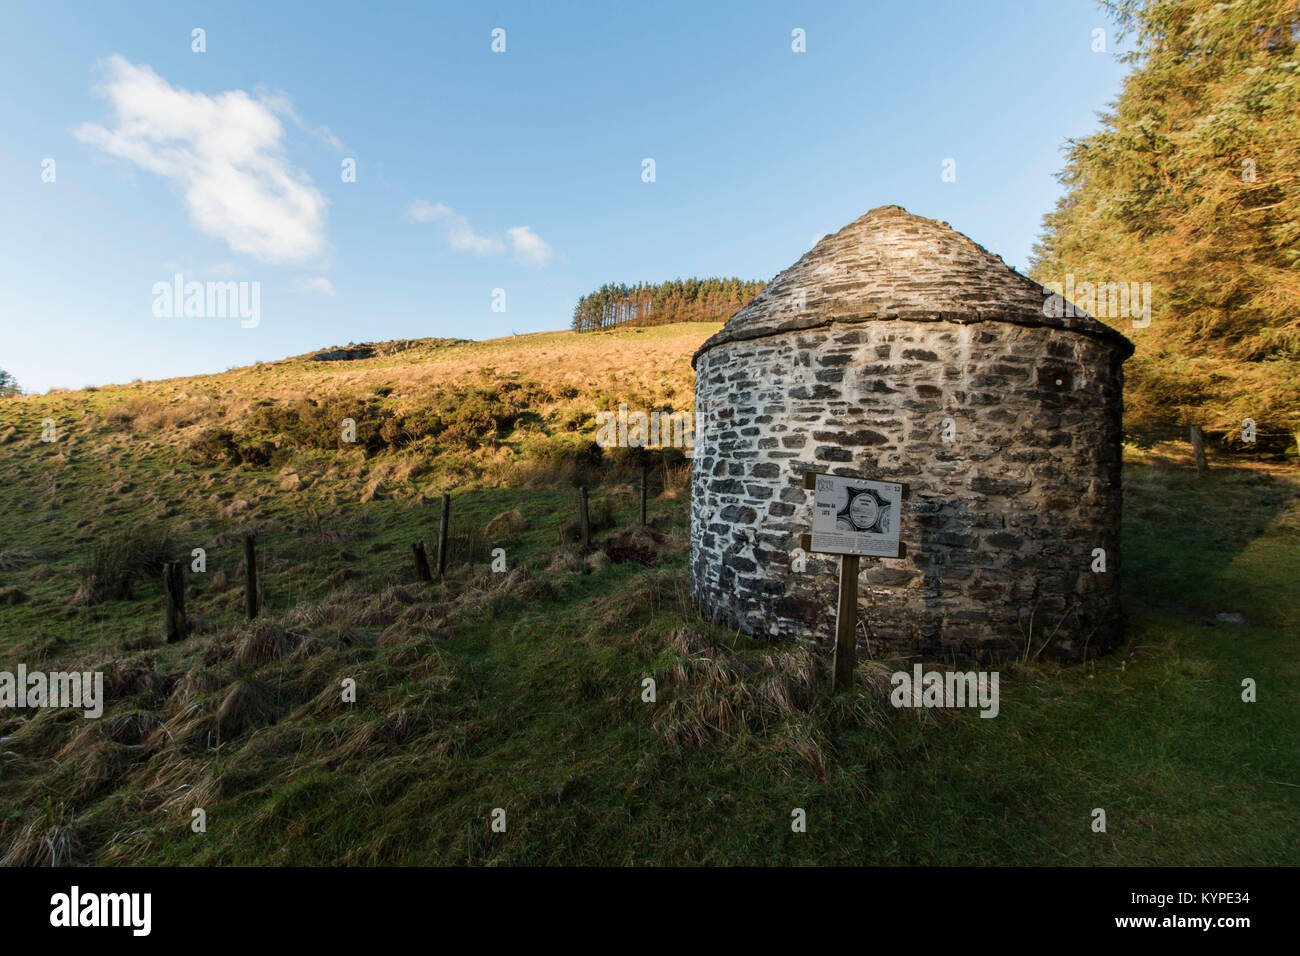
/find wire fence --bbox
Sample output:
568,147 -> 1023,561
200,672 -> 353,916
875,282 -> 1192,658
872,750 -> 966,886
122,479 -> 669,643
65,420 -> 1291,646
1125,425 -> 1297,451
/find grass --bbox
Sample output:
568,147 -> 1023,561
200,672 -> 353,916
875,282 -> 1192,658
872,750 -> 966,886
0,323 -> 1296,865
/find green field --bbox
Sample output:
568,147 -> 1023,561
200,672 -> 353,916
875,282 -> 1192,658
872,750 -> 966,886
1,324 -> 1296,865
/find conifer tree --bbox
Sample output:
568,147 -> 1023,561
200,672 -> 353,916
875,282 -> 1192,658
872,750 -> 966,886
1030,0 -> 1300,444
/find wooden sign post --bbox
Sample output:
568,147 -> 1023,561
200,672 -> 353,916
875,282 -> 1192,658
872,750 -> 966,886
832,552 -> 860,693
799,471 -> 906,693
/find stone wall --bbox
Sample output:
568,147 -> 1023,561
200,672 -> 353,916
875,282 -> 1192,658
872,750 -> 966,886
689,317 -> 1126,664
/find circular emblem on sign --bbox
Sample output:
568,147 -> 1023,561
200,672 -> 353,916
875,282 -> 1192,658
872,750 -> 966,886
840,487 -> 888,532
848,492 -> 879,530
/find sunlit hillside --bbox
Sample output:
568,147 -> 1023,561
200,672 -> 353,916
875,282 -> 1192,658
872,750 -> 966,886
0,320 -> 1297,866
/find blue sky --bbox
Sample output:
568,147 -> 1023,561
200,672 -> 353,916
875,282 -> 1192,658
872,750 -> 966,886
0,0 -> 1132,393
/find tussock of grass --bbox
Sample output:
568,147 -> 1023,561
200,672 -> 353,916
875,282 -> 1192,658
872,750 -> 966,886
101,709 -> 165,746
101,656 -> 174,708
150,703 -> 219,755
216,679 -> 279,741
233,620 -> 303,669
659,460 -> 691,499
546,548 -> 586,576
483,509 -> 526,539
0,586 -> 28,605
0,801 -> 85,867
57,739 -> 135,803
651,627 -> 905,779
73,525 -> 176,604
584,568 -> 692,635
602,527 -> 671,566
167,669 -> 222,714
0,550 -> 41,570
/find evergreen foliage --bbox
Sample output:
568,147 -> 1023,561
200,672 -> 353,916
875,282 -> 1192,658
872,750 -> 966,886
571,278 -> 765,332
1030,0 -> 1300,442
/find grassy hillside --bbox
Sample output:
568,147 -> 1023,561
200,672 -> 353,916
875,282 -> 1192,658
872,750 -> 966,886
0,322 -> 1297,865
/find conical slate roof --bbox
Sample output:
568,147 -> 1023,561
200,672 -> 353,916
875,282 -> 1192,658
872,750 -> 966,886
693,205 -> 1134,365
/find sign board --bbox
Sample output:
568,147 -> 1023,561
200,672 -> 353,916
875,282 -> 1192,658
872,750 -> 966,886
802,472 -> 903,558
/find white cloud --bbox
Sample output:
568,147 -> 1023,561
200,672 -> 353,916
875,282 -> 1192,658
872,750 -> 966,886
405,201 -> 505,255
75,55 -> 328,264
406,200 -> 557,265
506,225 -> 556,265
403,199 -> 442,224
256,86 -> 350,153
293,276 -> 335,295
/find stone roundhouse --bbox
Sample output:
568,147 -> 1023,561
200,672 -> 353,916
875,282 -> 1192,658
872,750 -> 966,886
689,206 -> 1134,663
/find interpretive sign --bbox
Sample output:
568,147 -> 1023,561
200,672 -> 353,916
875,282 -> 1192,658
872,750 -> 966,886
797,471 -> 908,693
803,473 -> 903,558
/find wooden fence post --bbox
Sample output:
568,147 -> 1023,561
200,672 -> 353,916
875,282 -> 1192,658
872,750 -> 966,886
639,467 -> 648,527
412,541 -> 433,583
833,554 -> 861,693
436,493 -> 451,578
243,533 -> 259,620
1190,425 -> 1208,474
163,561 -> 188,643
579,486 -> 591,550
